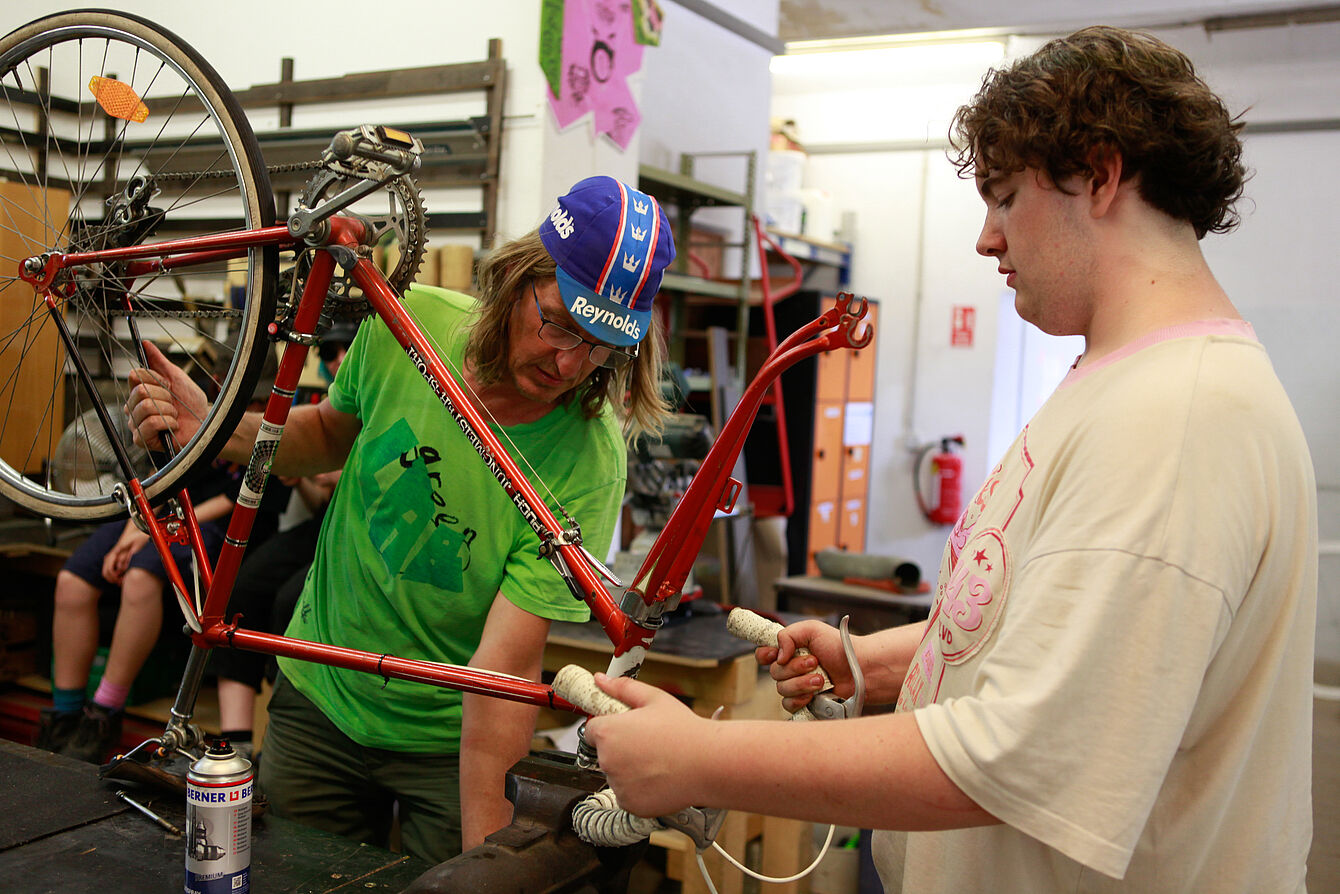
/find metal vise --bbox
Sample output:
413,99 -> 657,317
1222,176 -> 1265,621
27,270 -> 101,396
403,751 -> 647,893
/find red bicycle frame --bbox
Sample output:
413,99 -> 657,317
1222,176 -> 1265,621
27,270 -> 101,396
23,208 -> 872,718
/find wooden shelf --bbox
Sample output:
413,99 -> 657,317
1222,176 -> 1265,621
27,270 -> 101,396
2,43 -> 508,247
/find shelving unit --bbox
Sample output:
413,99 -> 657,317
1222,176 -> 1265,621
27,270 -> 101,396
637,155 -> 760,607
638,152 -> 756,382
177,42 -> 508,246
11,45 -> 508,248
761,227 -> 852,293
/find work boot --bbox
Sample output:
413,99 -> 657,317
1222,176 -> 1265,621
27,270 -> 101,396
61,703 -> 123,764
33,708 -> 83,753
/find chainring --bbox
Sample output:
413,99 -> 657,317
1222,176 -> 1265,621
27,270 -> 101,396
281,168 -> 428,320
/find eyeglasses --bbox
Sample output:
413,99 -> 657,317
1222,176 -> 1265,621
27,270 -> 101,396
531,284 -> 637,369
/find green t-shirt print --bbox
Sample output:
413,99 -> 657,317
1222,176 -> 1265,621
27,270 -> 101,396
361,418 -> 475,592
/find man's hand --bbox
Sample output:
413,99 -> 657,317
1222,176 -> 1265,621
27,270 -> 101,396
582,673 -> 708,819
755,620 -> 855,714
125,341 -> 208,450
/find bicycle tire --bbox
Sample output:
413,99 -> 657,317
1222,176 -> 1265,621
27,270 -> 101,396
0,9 -> 277,522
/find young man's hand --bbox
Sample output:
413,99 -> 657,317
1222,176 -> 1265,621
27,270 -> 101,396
756,620 -> 854,714
583,673 -> 708,818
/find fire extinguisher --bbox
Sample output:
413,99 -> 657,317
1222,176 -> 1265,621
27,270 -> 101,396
914,436 -> 965,525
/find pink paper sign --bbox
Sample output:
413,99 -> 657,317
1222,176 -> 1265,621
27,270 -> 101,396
546,0 -> 645,150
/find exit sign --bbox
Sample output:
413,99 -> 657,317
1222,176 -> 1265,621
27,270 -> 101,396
951,305 -> 976,347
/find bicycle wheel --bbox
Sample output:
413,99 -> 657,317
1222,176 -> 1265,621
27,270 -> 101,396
0,10 -> 277,521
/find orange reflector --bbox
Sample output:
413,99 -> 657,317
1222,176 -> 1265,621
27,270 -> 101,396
378,126 -> 413,147
88,76 -> 149,123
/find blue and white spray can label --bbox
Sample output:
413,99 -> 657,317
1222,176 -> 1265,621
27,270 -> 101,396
185,741 -> 252,894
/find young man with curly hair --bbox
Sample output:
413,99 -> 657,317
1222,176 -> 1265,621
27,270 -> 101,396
126,176 -> 675,863
585,27 -> 1316,893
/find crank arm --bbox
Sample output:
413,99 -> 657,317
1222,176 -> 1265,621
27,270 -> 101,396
288,176 -> 388,239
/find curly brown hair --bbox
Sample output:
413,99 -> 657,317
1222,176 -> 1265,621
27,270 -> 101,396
949,26 -> 1247,238
467,229 -> 670,444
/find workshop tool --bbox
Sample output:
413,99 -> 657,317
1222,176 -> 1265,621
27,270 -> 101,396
116,790 -> 182,836
403,752 -> 646,893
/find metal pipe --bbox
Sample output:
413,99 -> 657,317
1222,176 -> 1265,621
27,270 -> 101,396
117,790 -> 183,836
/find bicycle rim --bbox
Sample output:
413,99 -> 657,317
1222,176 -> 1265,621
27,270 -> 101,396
0,10 -> 277,521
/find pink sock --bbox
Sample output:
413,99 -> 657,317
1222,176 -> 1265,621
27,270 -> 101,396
92,679 -> 131,712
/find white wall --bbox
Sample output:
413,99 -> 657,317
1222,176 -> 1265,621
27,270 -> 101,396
6,1 -> 777,239
5,1 -> 714,240
771,39 -> 1012,575
640,1 -> 778,273
773,22 -> 1340,666
642,0 -> 777,174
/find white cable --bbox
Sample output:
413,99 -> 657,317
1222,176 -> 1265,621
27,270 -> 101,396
171,549 -> 202,633
191,550 -> 203,617
573,789 -> 841,886
695,850 -> 722,894
571,789 -> 663,846
402,302 -> 570,518
709,821 -> 837,884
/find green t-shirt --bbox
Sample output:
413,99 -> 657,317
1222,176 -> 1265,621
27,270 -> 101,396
277,285 -> 624,753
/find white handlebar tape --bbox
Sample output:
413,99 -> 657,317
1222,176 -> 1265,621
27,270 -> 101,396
725,607 -> 785,646
553,664 -> 631,716
726,608 -> 832,690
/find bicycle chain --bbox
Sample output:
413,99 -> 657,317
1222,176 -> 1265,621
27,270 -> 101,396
148,157 -> 427,322
152,159 -> 325,181
119,307 -> 242,319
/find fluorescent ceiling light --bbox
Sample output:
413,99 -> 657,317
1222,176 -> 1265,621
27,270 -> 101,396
784,28 -> 1009,54
771,38 -> 1006,81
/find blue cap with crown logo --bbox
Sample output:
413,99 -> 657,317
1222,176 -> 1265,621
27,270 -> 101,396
539,176 -> 676,347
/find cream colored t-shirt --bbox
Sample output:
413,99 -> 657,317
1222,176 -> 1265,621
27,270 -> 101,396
876,322 -> 1316,893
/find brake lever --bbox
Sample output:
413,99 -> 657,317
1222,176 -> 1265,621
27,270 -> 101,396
659,805 -> 728,851
800,616 -> 864,719
726,609 -> 865,721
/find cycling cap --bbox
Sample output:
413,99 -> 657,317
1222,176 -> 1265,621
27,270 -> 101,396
539,176 -> 676,347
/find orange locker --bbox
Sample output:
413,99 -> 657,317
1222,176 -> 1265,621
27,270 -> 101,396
742,290 -> 879,576
846,303 -> 878,403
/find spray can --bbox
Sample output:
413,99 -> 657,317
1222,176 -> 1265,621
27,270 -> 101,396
185,740 -> 252,894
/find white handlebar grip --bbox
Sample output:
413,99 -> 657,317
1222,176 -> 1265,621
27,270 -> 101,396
726,608 -> 833,690
726,607 -> 785,646
553,664 -> 631,716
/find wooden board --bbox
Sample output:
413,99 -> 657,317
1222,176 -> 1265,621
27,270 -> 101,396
0,183 -> 69,475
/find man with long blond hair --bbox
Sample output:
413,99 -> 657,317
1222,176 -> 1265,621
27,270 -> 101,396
127,176 -> 675,863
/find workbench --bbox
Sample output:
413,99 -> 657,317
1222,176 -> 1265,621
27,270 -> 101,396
547,606 -> 764,718
545,607 -> 812,894
0,738 -> 430,892
773,575 -> 933,633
